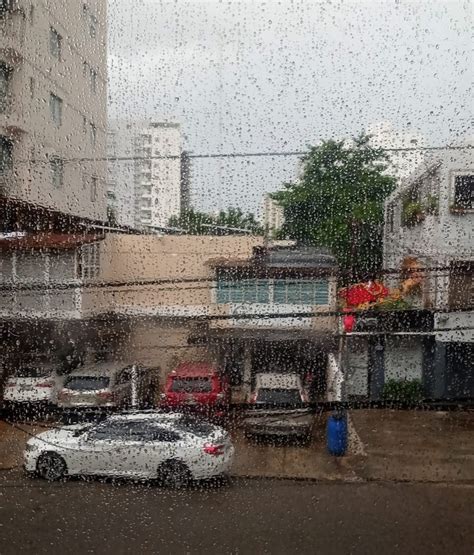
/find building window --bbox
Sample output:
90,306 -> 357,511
453,175 -> 474,210
82,60 -> 89,77
90,123 -> 96,145
29,4 -> 34,24
49,93 -> 62,126
0,136 -> 13,175
89,13 -> 97,38
0,63 -> 12,113
50,156 -> 64,188
82,116 -> 87,133
273,279 -> 329,305
216,277 -> 329,305
217,279 -> 270,304
49,27 -> 62,60
90,176 -> 98,201
449,261 -> 473,308
29,76 -> 34,98
79,243 -> 100,280
90,67 -> 97,93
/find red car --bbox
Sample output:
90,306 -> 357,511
160,363 -> 231,416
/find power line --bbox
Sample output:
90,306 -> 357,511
19,144 -> 474,164
0,264 -> 469,292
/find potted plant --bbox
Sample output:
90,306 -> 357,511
450,203 -> 467,215
402,201 -> 425,227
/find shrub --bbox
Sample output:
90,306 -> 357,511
382,379 -> 424,403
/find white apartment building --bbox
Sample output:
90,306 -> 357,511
344,146 -> 473,401
107,120 -> 182,229
0,0 -> 107,222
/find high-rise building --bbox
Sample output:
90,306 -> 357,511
107,120 -> 183,229
0,0 -> 107,223
263,193 -> 284,236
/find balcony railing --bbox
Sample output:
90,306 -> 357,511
0,169 -> 13,195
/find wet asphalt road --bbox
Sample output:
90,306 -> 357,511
0,471 -> 472,555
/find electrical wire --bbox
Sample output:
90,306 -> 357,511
0,265 -> 470,292
16,144 -> 474,164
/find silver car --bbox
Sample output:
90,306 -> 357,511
243,373 -> 314,440
57,362 -> 156,411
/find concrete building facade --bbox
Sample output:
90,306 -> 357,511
0,0 -> 107,222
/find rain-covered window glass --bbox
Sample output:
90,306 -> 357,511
49,27 -> 62,60
1,1 -> 473,551
49,93 -> 62,126
50,156 -> 64,188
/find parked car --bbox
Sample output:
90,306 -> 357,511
160,362 -> 230,416
24,411 -> 234,486
243,372 -> 313,440
3,363 -> 65,413
57,362 -> 156,412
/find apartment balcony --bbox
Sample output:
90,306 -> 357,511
0,282 -> 114,320
0,169 -> 13,196
1,95 -> 27,133
0,9 -> 25,64
209,302 -> 336,334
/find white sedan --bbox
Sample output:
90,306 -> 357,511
24,412 -> 234,487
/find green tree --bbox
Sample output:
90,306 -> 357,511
273,134 -> 395,281
168,207 -> 263,235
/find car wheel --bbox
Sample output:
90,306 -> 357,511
157,460 -> 192,489
36,452 -> 67,482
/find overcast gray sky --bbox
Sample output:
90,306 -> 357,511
108,0 -> 472,215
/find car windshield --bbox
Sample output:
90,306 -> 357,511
170,377 -> 212,393
12,367 -> 51,379
255,388 -> 303,405
64,377 -> 110,391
